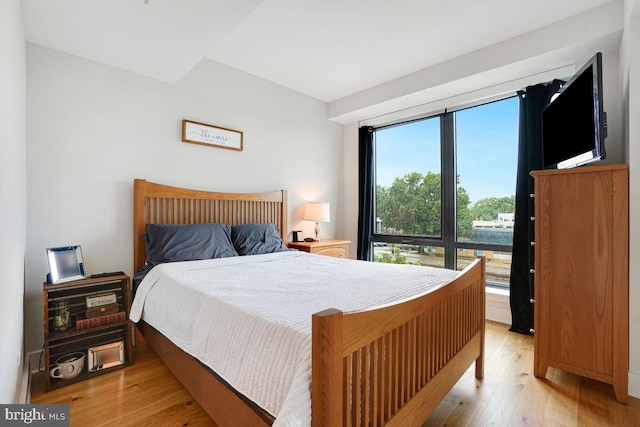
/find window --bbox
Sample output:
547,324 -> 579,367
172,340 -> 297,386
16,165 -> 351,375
371,96 -> 518,288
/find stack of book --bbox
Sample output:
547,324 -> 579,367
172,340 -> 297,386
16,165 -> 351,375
76,311 -> 126,330
75,292 -> 125,330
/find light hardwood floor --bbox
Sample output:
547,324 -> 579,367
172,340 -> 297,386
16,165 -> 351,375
31,321 -> 640,426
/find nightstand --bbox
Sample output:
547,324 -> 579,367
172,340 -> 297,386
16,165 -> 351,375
42,273 -> 134,390
287,239 -> 351,258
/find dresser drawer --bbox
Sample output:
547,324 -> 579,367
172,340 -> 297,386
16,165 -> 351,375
313,246 -> 346,258
287,239 -> 351,259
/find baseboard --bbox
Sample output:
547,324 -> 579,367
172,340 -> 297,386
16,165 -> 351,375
29,349 -> 43,375
17,349 -> 45,404
630,370 -> 640,399
18,353 -> 32,404
485,287 -> 511,325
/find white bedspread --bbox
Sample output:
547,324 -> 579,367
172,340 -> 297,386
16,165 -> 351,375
130,251 -> 459,426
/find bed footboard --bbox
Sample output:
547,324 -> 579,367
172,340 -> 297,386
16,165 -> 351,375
312,257 -> 485,427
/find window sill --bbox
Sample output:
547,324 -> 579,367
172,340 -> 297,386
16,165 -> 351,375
485,286 -> 511,325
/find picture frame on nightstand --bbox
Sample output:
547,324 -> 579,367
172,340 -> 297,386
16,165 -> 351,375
46,245 -> 86,285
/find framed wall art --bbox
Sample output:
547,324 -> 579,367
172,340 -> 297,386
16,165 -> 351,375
182,119 -> 243,151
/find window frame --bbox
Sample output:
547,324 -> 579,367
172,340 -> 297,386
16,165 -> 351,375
370,96 -> 517,289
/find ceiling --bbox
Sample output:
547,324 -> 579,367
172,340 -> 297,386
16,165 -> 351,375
22,0 -> 616,104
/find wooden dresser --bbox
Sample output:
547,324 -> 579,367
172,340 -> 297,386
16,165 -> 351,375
531,164 -> 628,403
287,239 -> 350,258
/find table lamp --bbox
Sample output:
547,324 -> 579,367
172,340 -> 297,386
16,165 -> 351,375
303,202 -> 330,241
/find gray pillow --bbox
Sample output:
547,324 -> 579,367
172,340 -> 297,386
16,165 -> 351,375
231,223 -> 290,256
145,223 -> 238,265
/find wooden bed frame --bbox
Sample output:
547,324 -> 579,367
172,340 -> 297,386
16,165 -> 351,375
133,179 -> 485,427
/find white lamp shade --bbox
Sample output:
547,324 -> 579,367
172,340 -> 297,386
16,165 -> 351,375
304,202 -> 330,222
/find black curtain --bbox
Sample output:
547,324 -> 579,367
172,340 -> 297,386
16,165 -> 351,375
357,126 -> 374,260
509,80 -> 563,334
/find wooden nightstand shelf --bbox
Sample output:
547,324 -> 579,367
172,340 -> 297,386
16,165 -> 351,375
43,273 -> 134,390
287,239 -> 351,258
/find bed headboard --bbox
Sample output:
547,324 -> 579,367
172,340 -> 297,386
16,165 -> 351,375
133,179 -> 288,272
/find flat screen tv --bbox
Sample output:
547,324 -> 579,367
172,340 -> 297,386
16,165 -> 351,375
541,52 -> 607,169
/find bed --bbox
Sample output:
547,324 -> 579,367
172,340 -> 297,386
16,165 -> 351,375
132,179 -> 485,427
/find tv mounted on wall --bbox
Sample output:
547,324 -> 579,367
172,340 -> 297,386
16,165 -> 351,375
541,52 -> 607,169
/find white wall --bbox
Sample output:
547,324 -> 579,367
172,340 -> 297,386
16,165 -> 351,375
623,0 -> 640,398
0,0 -> 27,403
25,44 -> 342,354
341,122 -> 359,259
328,1 -> 622,125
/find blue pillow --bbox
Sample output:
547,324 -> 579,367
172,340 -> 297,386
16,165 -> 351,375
231,223 -> 290,256
145,223 -> 238,265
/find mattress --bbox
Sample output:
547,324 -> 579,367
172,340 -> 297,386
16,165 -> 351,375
130,251 -> 459,426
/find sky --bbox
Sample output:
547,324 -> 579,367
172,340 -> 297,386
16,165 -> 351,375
376,96 -> 519,204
